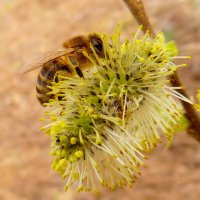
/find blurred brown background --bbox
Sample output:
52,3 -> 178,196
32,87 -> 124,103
0,0 -> 200,199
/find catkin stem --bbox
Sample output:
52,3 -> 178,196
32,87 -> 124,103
123,0 -> 155,37
123,0 -> 200,142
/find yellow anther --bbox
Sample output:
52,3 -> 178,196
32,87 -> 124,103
75,150 -> 84,158
60,135 -> 68,142
145,42 -> 150,46
138,25 -> 143,30
50,116 -> 57,121
60,149 -> 67,157
70,137 -> 77,145
136,39 -> 141,44
139,58 -> 145,63
72,172 -> 79,180
69,155 -> 77,162
61,124 -> 67,128
77,186 -> 83,192
59,158 -> 67,166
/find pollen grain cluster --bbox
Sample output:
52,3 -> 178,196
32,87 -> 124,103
41,26 -> 192,192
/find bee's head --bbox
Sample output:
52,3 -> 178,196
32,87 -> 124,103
88,33 -> 104,58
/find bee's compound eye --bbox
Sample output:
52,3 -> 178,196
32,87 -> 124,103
91,37 -> 103,55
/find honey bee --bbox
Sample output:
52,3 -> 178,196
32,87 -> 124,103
20,33 -> 104,105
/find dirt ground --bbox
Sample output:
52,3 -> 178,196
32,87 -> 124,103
0,0 -> 200,199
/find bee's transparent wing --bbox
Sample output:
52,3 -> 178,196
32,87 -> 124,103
20,48 -> 75,73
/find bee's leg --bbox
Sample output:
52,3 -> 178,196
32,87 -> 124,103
75,66 -> 84,78
63,35 -> 88,49
67,55 -> 84,79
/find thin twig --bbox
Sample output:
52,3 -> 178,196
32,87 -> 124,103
124,0 -> 155,36
170,74 -> 200,141
123,0 -> 200,142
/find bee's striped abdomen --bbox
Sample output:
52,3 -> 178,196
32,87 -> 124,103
36,62 -> 56,105
36,60 -> 74,105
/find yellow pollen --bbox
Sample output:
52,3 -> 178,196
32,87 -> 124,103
75,150 -> 84,158
70,137 -> 77,145
69,155 -> 77,162
139,58 -> 145,62
136,39 -> 142,44
72,172 -> 79,180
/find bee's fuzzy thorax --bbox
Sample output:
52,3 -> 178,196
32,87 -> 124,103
41,25 -> 192,192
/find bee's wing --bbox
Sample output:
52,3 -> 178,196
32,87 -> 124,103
20,48 -> 75,73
